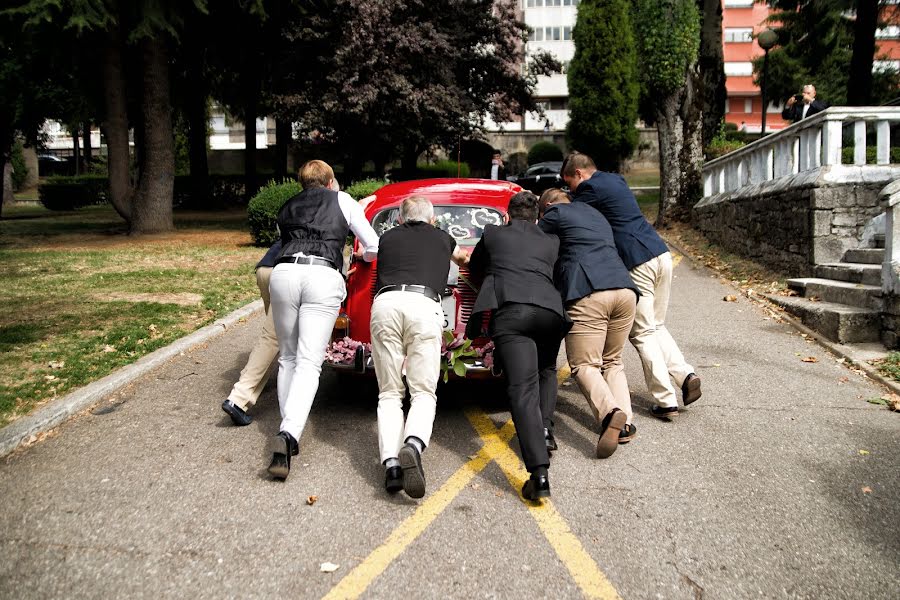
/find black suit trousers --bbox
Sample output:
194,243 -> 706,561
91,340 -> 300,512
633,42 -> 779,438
491,303 -> 566,472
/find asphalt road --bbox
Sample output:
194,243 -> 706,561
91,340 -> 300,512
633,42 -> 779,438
1,254 -> 898,599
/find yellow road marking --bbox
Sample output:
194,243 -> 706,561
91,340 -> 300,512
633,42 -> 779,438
465,410 -> 622,600
322,420 -> 517,600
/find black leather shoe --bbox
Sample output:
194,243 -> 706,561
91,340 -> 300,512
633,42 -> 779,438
682,373 -> 702,406
619,423 -> 637,444
267,431 -> 298,480
221,400 -> 252,426
398,443 -> 426,499
650,405 -> 679,420
521,473 -> 551,501
597,409 -> 626,458
384,466 -> 403,494
544,428 -> 558,453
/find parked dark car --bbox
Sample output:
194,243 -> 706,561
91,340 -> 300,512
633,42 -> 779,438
506,161 -> 564,195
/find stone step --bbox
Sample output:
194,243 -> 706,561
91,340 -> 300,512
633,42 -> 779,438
875,233 -> 885,249
814,262 -> 881,286
766,294 -> 881,344
843,248 -> 884,264
786,278 -> 881,310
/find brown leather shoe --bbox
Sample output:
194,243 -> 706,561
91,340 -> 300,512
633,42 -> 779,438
682,373 -> 702,406
597,409 -> 626,459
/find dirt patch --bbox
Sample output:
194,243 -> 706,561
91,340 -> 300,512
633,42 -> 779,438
96,292 -> 204,306
21,230 -> 254,251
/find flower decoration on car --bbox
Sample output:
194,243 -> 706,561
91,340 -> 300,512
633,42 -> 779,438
325,337 -> 372,365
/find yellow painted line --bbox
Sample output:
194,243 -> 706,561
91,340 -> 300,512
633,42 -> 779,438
466,409 -> 622,600
322,420 -> 517,600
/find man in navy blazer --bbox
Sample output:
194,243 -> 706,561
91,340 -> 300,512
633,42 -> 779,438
539,189 -> 639,458
561,152 -> 701,419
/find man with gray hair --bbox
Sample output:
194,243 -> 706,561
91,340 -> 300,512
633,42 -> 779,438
370,196 -> 468,499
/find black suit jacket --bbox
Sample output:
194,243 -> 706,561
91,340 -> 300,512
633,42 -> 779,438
538,203 -> 638,304
781,99 -> 827,123
466,220 -> 567,338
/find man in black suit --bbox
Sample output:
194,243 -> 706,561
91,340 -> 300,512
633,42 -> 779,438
538,189 -> 639,458
781,84 -> 828,123
489,149 -> 507,181
561,152 -> 701,420
467,191 -> 569,501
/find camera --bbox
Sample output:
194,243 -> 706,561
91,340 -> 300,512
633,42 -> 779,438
793,93 -> 804,102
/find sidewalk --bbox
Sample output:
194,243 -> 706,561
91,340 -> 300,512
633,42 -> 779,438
0,251 -> 897,599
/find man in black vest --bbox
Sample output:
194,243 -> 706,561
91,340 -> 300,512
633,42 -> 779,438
266,160 -> 380,480
562,152 -> 701,420
467,191 -> 569,501
371,196 -> 469,499
539,188 -> 639,458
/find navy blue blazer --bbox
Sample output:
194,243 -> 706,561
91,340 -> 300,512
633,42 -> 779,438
538,203 -> 638,304
571,171 -> 668,270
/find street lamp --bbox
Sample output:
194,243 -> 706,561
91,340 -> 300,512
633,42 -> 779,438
757,28 -> 779,136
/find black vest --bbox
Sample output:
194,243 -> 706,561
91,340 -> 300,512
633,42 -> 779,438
276,188 -> 348,269
375,221 -> 455,294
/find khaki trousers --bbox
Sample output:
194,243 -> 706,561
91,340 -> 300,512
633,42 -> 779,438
628,252 -> 694,408
370,291 -> 443,463
565,288 -> 637,426
227,267 -> 279,410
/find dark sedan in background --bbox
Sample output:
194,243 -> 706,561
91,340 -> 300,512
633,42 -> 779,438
506,161 -> 564,195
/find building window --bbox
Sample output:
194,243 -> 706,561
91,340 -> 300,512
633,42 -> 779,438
724,100 -> 730,114
876,26 -> 900,40
545,27 -> 561,41
546,0 -> 561,6
723,0 -> 754,6
563,26 -> 572,40
724,61 -> 753,76
528,27 -> 544,42
724,28 -> 753,43
744,99 -> 752,114
563,0 -> 579,5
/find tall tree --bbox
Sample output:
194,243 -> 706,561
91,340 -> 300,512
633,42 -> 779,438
277,0 -> 558,179
698,0 -> 726,147
847,0 -> 878,105
566,0 -> 639,173
634,0 -> 702,225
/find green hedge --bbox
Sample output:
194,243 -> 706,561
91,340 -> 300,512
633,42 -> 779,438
527,141 -> 563,165
417,160 -> 471,178
247,179 -> 303,246
345,178 -> 384,200
39,175 -> 110,210
841,146 -> 900,165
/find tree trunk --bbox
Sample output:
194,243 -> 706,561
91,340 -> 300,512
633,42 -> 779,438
72,125 -> 81,175
274,119 -> 291,181
698,0 -> 726,147
186,87 -> 210,207
101,29 -> 133,222
678,62 -> 704,223
82,123 -> 92,169
655,93 -> 685,228
847,0 -> 878,106
2,162 -> 13,210
243,96 -> 257,200
131,36 -> 175,234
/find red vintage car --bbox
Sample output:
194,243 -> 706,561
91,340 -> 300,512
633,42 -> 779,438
324,178 -> 522,378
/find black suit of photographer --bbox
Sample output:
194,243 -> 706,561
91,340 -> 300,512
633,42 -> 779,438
781,96 -> 828,123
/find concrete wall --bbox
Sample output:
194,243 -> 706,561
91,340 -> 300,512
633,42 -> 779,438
693,166 -> 900,275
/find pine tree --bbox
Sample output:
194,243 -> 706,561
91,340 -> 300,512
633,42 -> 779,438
565,0 -> 639,173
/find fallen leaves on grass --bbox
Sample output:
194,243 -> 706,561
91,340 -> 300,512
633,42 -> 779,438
48,361 -> 65,369
102,345 -> 116,353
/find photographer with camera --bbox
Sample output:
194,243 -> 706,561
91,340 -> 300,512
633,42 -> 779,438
781,84 -> 828,123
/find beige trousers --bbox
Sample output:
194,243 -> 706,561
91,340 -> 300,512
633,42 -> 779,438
628,252 -> 694,408
370,291 -> 443,463
565,288 -> 637,426
227,267 -> 279,410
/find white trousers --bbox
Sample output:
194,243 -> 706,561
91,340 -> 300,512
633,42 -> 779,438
628,252 -> 694,408
269,263 -> 345,440
370,291 -> 443,463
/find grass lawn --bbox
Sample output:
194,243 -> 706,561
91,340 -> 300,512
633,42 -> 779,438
0,204 -> 263,427
623,168 -> 660,189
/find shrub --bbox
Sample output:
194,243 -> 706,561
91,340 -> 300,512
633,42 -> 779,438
11,141 -> 28,191
417,160 -> 471,178
704,122 -> 746,160
345,178 -> 384,200
39,175 -> 109,211
840,145 -> 900,165
247,179 -> 302,246
527,141 -> 564,165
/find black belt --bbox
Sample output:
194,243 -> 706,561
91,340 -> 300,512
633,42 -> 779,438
376,284 -> 441,303
276,255 -> 336,269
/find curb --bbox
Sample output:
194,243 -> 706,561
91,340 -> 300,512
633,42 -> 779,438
0,299 -> 264,459
665,236 -> 900,397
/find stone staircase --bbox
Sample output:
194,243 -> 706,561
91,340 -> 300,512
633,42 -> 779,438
766,236 -> 883,344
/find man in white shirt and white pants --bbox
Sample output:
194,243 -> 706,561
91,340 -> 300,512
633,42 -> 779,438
266,160 -> 380,479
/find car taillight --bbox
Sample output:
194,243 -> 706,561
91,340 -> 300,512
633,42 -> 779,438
332,313 -> 350,342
